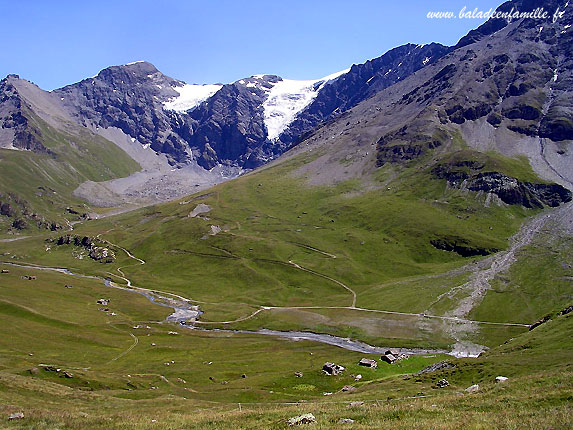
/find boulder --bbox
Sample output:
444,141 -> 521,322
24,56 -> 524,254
354,374 -> 362,381
465,384 -> 480,393
8,412 -> 24,420
97,298 -> 109,306
287,413 -> 316,426
323,362 -> 345,376
339,418 -> 355,424
495,376 -> 508,383
1,269 -> 9,273
294,372 -> 303,378
188,204 -> 211,218
342,385 -> 356,392
358,358 -> 378,368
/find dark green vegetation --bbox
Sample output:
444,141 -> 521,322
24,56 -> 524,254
0,106 -> 139,235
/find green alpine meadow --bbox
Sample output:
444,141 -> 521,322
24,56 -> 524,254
0,0 -> 571,428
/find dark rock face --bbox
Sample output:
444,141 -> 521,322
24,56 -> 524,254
187,75 -> 280,169
54,66 -> 289,168
54,62 -> 192,165
454,0 -> 564,49
0,191 -> 62,231
322,362 -> 345,376
414,361 -> 454,376
376,123 -> 446,166
466,172 -> 572,208
278,43 -> 451,147
0,78 -> 48,152
434,163 -> 572,208
430,237 -> 499,257
369,0 -> 573,187
446,102 -> 493,124
50,234 -> 115,263
50,44 -> 450,170
2,0 -> 570,186
446,0 -> 573,139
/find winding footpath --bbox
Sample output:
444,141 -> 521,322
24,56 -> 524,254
106,323 -> 139,363
287,260 -> 357,308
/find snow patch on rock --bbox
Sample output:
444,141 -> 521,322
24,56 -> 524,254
262,69 -> 349,141
164,84 -> 223,112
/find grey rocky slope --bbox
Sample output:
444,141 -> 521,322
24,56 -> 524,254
54,61 -> 191,165
277,43 -> 451,147
277,0 -> 572,202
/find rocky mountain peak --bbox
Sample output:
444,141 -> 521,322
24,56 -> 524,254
0,76 -> 49,153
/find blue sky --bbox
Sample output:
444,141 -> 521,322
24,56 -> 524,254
0,0 -> 502,90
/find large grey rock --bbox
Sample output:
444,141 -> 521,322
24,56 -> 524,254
465,384 -> 480,393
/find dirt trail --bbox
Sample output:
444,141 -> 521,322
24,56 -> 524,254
98,233 -> 531,335
107,323 -> 139,363
287,260 -> 357,307
291,242 -> 337,259
0,235 -> 31,243
194,308 -> 267,325
194,303 -> 528,330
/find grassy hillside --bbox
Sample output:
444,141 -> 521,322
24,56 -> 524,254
0,106 -> 139,235
1,142 -> 567,350
0,132 -> 571,428
0,259 -> 570,429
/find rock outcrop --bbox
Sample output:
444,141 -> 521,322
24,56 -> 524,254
49,234 -> 116,263
433,162 -> 572,208
322,362 -> 345,375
